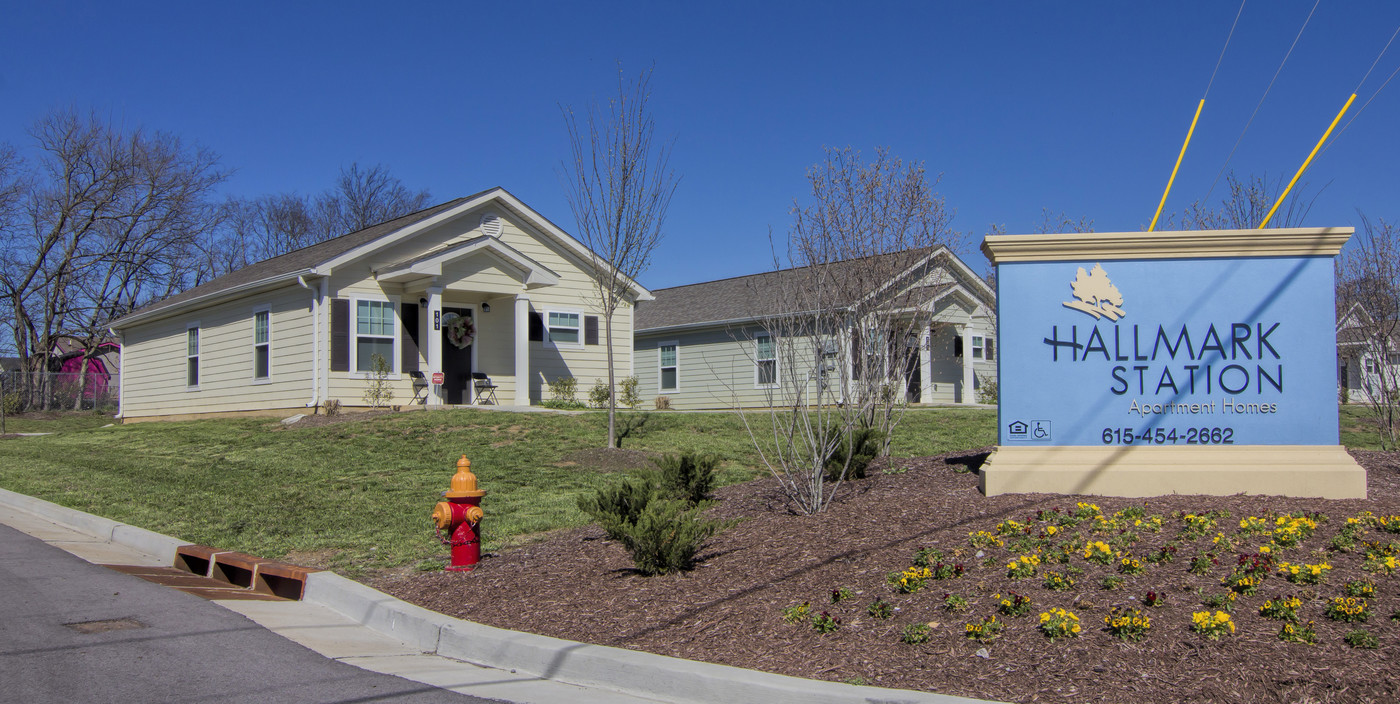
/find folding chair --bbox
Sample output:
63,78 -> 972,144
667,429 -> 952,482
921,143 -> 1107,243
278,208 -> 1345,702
472,372 -> 498,405
408,371 -> 428,404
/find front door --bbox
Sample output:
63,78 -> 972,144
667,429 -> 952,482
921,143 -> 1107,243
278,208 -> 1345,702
441,307 -> 473,404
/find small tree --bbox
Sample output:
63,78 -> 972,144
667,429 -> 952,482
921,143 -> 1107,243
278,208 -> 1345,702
562,65 -> 678,449
361,353 -> 394,408
1337,214 -> 1400,448
738,146 -> 957,515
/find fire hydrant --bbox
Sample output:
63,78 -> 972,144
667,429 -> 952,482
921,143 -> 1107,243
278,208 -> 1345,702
432,455 -> 486,572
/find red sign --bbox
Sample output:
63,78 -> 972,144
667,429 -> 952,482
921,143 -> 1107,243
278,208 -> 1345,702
431,372 -> 445,385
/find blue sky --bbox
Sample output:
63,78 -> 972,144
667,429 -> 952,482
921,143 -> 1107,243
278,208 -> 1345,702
4,1 -> 1398,289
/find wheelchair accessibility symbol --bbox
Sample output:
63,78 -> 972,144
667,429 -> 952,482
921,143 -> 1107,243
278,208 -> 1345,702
1030,421 -> 1051,440
1009,420 -> 1052,441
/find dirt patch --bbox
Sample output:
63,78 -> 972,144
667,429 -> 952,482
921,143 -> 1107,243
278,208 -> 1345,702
559,447 -> 661,472
279,548 -> 344,570
271,409 -> 400,430
371,449 -> 1400,703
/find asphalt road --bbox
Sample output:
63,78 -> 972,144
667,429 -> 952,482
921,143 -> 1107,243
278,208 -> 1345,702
0,523 -> 499,704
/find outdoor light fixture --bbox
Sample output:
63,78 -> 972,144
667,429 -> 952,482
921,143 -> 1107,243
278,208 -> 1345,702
905,333 -> 919,349
419,297 -> 429,308
481,303 -> 491,313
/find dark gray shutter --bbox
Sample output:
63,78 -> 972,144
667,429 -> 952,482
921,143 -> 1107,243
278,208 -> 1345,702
330,299 -> 349,372
401,303 -> 420,372
851,327 -> 861,380
584,316 -> 599,345
985,338 -> 995,361
528,311 -> 544,341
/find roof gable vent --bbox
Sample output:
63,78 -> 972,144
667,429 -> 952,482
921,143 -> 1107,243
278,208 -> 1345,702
479,213 -> 503,238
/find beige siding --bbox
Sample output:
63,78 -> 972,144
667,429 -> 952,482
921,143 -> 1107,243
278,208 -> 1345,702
635,325 -> 818,411
122,284 -> 316,418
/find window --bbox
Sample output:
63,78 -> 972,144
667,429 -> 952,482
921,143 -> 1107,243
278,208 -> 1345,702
659,343 -> 678,391
756,335 -> 777,387
253,309 -> 270,380
972,336 -> 984,359
547,311 -> 581,346
355,299 -> 396,373
1366,358 -> 1377,374
1389,353 -> 1400,365
186,325 -> 200,388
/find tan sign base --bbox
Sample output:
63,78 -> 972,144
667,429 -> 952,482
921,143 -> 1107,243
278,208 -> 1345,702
981,445 -> 1367,499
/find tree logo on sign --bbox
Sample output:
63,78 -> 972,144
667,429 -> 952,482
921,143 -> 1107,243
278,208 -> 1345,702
1063,263 -> 1126,321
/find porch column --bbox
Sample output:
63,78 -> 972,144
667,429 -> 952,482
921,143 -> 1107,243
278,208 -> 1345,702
426,285 -> 443,406
514,294 -> 530,406
960,324 -> 976,405
919,326 -> 932,404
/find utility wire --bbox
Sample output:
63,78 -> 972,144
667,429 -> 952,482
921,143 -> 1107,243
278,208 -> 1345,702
1203,0 -> 1321,204
1204,0 -> 1248,100
1317,24 -> 1400,159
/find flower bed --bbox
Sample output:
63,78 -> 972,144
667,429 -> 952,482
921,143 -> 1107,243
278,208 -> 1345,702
374,449 -> 1400,703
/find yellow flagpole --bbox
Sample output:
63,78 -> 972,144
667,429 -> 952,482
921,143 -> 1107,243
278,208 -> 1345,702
1149,99 -> 1206,232
1258,93 -> 1356,229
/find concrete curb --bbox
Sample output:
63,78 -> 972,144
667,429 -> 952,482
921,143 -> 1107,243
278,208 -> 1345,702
0,487 -> 996,704
305,571 -> 988,704
0,488 -> 186,565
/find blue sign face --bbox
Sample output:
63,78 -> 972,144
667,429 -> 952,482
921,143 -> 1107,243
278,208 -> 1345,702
997,255 -> 1338,447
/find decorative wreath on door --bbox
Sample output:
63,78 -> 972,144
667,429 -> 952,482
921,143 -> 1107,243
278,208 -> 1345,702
444,312 -> 475,349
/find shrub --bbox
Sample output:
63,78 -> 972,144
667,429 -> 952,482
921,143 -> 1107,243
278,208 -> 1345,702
2,391 -> 20,416
577,476 -> 658,542
823,424 -> 884,482
975,374 -> 998,404
654,395 -> 672,410
618,376 -> 641,408
547,376 -> 578,404
321,398 -> 342,417
653,452 -> 717,505
588,378 -> 611,409
612,497 -> 729,575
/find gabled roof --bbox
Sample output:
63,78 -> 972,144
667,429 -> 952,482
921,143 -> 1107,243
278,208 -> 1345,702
636,246 -> 992,333
113,187 -> 651,329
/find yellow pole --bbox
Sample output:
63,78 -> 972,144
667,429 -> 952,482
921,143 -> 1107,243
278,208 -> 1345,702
1258,93 -> 1356,229
1149,99 -> 1206,232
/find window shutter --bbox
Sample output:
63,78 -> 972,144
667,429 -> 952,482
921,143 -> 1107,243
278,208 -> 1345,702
985,338 -> 995,361
851,327 -> 862,380
330,299 -> 349,372
400,303 -> 420,372
528,311 -> 544,341
584,316 -> 599,345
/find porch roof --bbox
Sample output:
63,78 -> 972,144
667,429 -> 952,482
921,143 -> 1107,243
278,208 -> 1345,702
373,235 -> 560,288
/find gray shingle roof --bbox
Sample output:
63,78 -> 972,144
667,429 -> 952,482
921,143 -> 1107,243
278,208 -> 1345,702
114,191 -> 492,326
635,247 -> 967,332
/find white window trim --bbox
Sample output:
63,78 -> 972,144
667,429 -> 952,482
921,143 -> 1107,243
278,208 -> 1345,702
185,321 -> 201,390
545,309 -> 584,350
252,305 -> 272,384
754,334 -> 779,389
349,294 -> 401,380
972,335 -> 984,360
658,340 -> 679,392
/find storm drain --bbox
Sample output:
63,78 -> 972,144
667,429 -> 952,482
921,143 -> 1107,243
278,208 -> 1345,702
64,617 -> 147,634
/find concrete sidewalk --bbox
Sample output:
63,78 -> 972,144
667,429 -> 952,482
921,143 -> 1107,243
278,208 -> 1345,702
0,488 -> 994,704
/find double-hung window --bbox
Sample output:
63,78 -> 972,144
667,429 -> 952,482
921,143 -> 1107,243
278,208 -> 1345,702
253,309 -> 270,380
355,299 -> 395,373
659,343 -> 678,391
186,325 -> 200,388
547,312 -> 581,346
756,335 -> 777,387
972,336 -> 984,359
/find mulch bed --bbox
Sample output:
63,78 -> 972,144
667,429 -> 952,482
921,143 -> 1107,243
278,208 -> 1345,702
371,449 -> 1400,703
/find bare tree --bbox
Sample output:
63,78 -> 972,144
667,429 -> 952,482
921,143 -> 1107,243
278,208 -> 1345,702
0,109 -> 226,409
1160,172 -> 1318,230
562,66 -> 678,449
199,163 -> 430,281
739,146 -> 957,515
1337,213 -> 1400,448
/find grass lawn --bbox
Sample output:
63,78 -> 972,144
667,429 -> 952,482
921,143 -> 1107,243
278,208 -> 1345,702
1340,403 -> 1390,450
0,406 -> 994,576
0,411 -> 118,434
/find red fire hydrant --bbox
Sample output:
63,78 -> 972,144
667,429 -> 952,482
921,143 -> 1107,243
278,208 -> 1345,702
432,455 -> 486,572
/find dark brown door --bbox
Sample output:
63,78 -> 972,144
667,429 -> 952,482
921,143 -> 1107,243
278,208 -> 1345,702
441,308 -> 473,404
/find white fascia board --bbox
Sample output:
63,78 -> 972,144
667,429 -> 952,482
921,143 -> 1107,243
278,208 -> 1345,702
318,190 -> 507,273
375,236 -> 561,288
111,270 -> 317,330
491,190 -> 654,301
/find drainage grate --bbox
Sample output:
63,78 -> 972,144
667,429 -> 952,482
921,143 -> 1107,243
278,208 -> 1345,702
64,617 -> 147,634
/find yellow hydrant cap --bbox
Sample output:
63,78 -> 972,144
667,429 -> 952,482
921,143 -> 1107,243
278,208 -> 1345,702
444,455 -> 486,498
